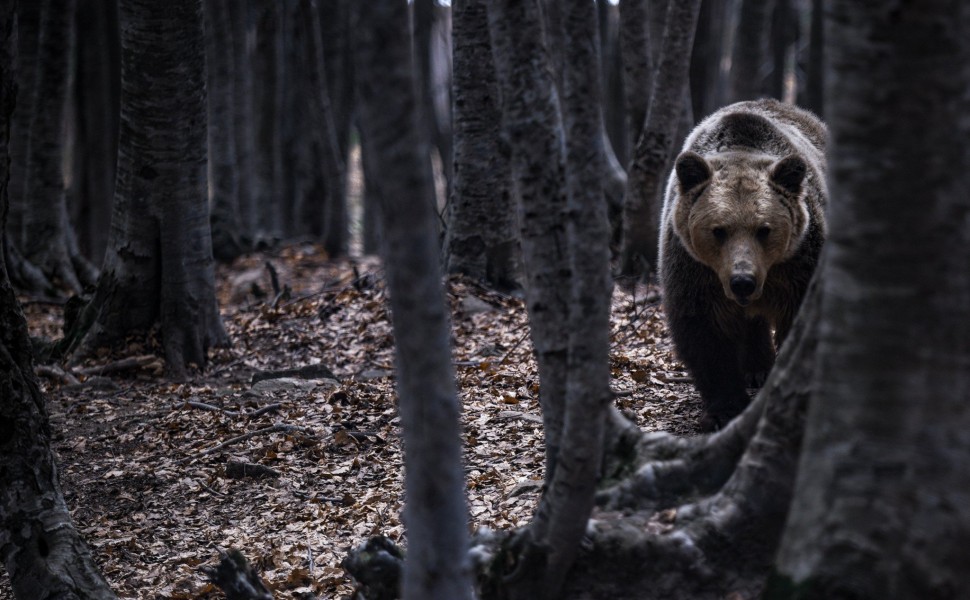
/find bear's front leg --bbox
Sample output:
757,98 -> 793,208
667,311 -> 752,431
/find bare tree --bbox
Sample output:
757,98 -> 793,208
354,2 -> 473,598
0,3 -> 116,596
772,1 -> 970,595
728,0 -> 775,102
21,0 -> 97,292
63,0 -> 228,378
443,0 -> 519,291
618,0 -> 701,278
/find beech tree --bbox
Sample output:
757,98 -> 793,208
354,2 -> 472,598
0,3 -> 116,596
63,0 -> 228,378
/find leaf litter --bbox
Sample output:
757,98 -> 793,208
3,243 -> 702,599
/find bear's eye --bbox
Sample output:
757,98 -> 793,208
757,226 -> 772,241
712,227 -> 727,243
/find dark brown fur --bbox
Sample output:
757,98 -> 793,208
658,99 -> 827,429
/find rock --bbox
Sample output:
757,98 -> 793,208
461,294 -> 495,315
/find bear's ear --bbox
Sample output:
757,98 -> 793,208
770,155 -> 807,195
675,152 -> 712,193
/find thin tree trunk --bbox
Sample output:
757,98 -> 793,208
619,0 -> 652,160
252,0 -> 283,241
772,2 -> 970,596
228,0 -> 256,242
536,0 -> 614,593
800,0 -> 824,117
22,0 -> 97,293
444,0 -> 519,292
488,0 -> 571,497
0,5 -> 116,596
354,4 -> 473,599
359,125 -> 383,256
769,0 -> 793,101
689,0 -> 727,120
414,0 -> 452,198
618,0 -> 701,278
67,0 -> 228,378
728,0 -> 775,102
204,0 -> 245,261
73,0 -> 120,265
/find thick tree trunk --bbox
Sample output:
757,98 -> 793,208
204,0 -> 246,261
618,0 -> 652,160
771,3 -> 970,596
354,4 -> 473,599
22,0 -> 97,293
618,0 -> 701,278
68,0 -> 228,378
0,6 -> 116,596
728,0 -> 775,102
689,0 -> 728,120
444,0 -> 519,292
487,0 -> 571,494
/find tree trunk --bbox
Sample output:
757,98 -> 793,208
769,0 -> 793,101
67,0 -> 228,379
359,124 -> 384,256
728,0 -> 775,102
72,0 -> 120,265
354,4 -> 473,599
301,0 -> 347,256
487,0 -> 571,496
414,0 -> 453,198
0,5 -> 116,596
251,0 -> 284,241
22,0 -> 97,293
771,2 -> 970,596
618,0 -> 701,279
799,0 -> 824,118
227,0 -> 256,242
444,0 -> 519,292
689,0 -> 728,120
618,0 -> 652,160
204,0 -> 246,261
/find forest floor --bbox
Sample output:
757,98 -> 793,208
3,244 -> 702,599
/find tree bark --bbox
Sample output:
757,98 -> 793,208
354,3 -> 473,599
487,0 -> 571,495
771,2 -> 970,596
444,0 -> 519,292
227,0 -> 256,242
689,0 -> 728,120
22,0 -> 98,293
618,0 -> 652,161
618,0 -> 701,278
0,5 -> 116,596
799,0 -> 824,118
251,0 -> 284,241
204,0 -> 246,261
728,0 -> 775,102
67,0 -> 228,378
72,0 -> 120,265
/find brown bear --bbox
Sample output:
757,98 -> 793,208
658,98 -> 827,430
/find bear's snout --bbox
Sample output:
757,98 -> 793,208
729,274 -> 757,305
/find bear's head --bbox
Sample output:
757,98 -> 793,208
672,150 -> 810,307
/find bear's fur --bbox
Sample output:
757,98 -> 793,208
658,99 -> 827,429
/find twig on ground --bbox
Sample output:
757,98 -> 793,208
249,403 -> 282,418
497,327 -> 532,365
181,424 -> 312,463
182,401 -> 242,416
77,355 -> 158,376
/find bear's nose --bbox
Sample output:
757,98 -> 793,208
730,274 -> 757,299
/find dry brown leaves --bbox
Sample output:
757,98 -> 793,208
2,244 -> 701,599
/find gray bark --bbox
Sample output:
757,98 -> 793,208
414,0 -> 453,196
73,0 -> 120,265
444,0 -> 519,291
769,0 -> 793,101
728,0 -> 775,102
772,2 -> 970,596
689,0 -> 728,120
799,0 -> 824,117
6,0 -> 40,249
252,0 -> 284,241
228,0 -> 256,241
487,0 -> 570,495
0,4 -> 116,596
359,125 -> 383,255
204,0 -> 246,261
618,0 -> 701,278
618,0 -> 651,159
354,3 -> 473,599
537,0 -> 614,593
22,0 -> 97,293
68,0 -> 228,378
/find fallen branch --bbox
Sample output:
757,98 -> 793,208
35,364 -> 80,386
182,401 -> 241,416
77,355 -> 158,376
249,403 -> 281,418
182,424 -> 312,463
225,461 -> 281,480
